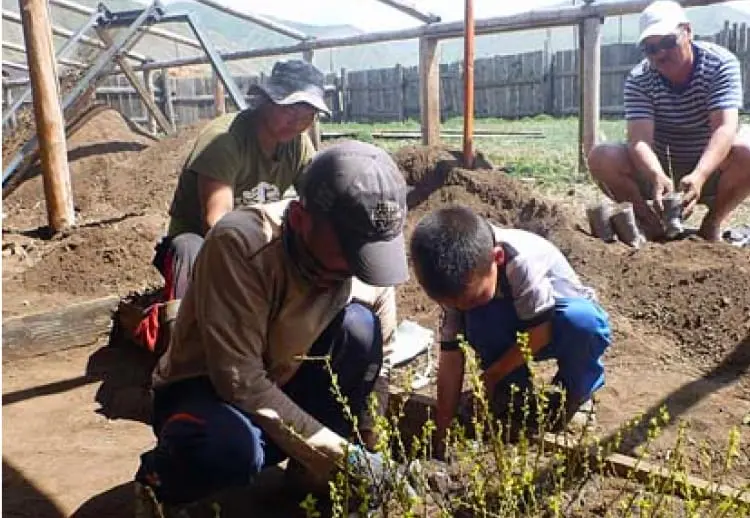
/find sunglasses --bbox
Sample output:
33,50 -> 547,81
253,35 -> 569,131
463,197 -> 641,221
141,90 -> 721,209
640,33 -> 681,56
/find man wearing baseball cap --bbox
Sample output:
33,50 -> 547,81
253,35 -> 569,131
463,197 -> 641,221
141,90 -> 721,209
135,60 -> 330,354
588,0 -> 749,242
135,140 -> 409,514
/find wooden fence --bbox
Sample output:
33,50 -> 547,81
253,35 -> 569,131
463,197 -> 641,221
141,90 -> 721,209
3,21 -> 749,129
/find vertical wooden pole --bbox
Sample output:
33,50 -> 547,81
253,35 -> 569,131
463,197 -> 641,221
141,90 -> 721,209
463,0 -> 475,168
20,0 -> 74,231
143,69 -> 157,133
394,64 -> 405,122
580,16 -> 602,173
302,49 -> 321,150
212,70 -> 226,117
340,67 -> 349,122
419,36 -> 440,146
161,68 -> 175,131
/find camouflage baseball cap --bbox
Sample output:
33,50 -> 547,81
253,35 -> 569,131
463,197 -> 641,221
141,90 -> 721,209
297,140 -> 409,287
248,59 -> 331,116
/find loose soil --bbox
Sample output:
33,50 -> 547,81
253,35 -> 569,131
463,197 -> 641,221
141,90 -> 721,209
2,113 -> 749,516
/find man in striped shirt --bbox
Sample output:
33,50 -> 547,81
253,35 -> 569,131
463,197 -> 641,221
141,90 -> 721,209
588,0 -> 750,241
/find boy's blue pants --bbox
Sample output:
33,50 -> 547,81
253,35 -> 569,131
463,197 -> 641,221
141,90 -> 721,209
464,296 -> 611,405
135,302 -> 382,505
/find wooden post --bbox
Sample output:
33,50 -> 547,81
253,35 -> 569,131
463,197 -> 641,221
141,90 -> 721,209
161,68 -> 175,131
143,69 -> 156,133
419,36 -> 440,146
579,16 -> 602,173
212,70 -> 226,117
340,67 -> 349,122
394,64 -> 405,122
20,0 -> 74,231
463,0 -> 475,168
302,49 -> 321,150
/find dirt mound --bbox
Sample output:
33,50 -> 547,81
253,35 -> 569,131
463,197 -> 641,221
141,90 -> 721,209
2,108 -> 210,315
394,145 -> 750,374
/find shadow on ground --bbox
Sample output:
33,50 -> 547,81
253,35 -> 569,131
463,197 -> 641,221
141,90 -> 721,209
2,459 -> 66,518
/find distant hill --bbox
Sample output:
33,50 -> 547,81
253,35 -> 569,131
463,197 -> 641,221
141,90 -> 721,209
3,0 -> 748,77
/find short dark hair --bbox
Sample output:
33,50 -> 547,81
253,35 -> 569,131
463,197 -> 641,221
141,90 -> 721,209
409,206 -> 495,300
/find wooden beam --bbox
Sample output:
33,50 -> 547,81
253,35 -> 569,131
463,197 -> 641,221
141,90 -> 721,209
463,0 -> 475,168
20,0 -> 75,231
97,28 -> 173,135
374,0 -> 441,24
161,68 -> 175,131
193,0 -> 309,41
580,16 -> 602,172
302,49 -> 321,150
2,296 -> 119,361
212,70 -> 226,117
132,0 -> 722,72
48,0 -> 203,50
419,36 -> 440,146
143,68 -> 157,133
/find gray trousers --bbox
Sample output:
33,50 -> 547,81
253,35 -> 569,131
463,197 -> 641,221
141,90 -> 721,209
153,233 -> 203,300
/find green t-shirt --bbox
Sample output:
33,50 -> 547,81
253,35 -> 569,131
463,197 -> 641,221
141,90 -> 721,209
168,109 -> 315,236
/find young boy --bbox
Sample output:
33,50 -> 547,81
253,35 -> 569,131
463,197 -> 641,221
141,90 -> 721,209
409,206 -> 611,453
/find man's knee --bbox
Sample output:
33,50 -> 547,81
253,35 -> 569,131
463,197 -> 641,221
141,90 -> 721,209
587,143 -> 630,181
170,233 -> 204,263
337,303 -> 383,378
553,298 -> 611,351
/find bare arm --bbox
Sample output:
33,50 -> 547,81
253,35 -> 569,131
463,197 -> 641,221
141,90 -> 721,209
691,109 -> 738,182
434,348 -> 465,459
627,119 -> 673,209
198,175 -> 234,234
481,320 -> 552,395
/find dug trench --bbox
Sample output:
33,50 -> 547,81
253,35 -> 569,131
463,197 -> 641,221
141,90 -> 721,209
1,115 -> 749,516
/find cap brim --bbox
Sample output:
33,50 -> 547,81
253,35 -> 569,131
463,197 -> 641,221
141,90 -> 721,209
248,83 -> 331,116
344,233 -> 409,287
638,21 -> 679,43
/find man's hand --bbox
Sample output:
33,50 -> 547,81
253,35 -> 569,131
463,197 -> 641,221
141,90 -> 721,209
347,446 -> 414,510
678,172 -> 705,219
651,172 -> 674,213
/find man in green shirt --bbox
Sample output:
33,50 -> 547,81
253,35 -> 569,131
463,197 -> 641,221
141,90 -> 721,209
136,60 -> 328,353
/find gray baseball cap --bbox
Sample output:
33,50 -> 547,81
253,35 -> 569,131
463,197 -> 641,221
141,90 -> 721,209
248,60 -> 331,116
297,140 -> 409,287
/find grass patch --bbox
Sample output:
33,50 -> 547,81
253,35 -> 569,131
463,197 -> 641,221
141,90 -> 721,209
322,116 -> 626,185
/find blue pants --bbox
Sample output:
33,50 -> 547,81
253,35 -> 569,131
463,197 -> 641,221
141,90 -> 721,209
135,303 -> 383,505
465,297 -> 611,405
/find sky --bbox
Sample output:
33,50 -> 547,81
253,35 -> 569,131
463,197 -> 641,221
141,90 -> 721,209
207,0 -> 750,32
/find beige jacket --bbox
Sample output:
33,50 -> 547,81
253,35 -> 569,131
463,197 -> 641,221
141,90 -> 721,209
153,200 -> 396,475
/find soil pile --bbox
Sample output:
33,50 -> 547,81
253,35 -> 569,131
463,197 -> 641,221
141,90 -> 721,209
3,132 -> 749,375
395,147 -> 750,374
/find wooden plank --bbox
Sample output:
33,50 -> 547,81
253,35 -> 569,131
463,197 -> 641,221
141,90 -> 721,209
580,16 -> 602,171
391,390 -> 750,506
97,28 -> 174,135
419,36 -> 440,146
2,296 -> 119,361
161,68 -> 175,130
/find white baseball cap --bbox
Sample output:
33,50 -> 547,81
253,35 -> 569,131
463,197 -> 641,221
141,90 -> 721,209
638,1 -> 689,43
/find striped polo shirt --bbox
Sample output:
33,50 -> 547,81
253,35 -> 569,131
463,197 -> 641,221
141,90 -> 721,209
624,41 -> 743,167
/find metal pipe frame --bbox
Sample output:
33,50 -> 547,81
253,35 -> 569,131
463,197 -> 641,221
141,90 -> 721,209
48,0 -> 202,49
2,6 -> 106,127
373,0 -> 440,24
3,2 -> 159,185
192,0 -> 309,41
2,40 -> 87,68
2,8 -> 148,62
129,0 -> 722,71
183,13 -> 247,110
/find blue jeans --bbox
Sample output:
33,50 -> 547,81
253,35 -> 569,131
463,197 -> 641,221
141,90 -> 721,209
135,303 -> 383,505
465,296 -> 611,406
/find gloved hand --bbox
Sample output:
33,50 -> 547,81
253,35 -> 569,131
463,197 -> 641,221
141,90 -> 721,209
346,446 -> 415,512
